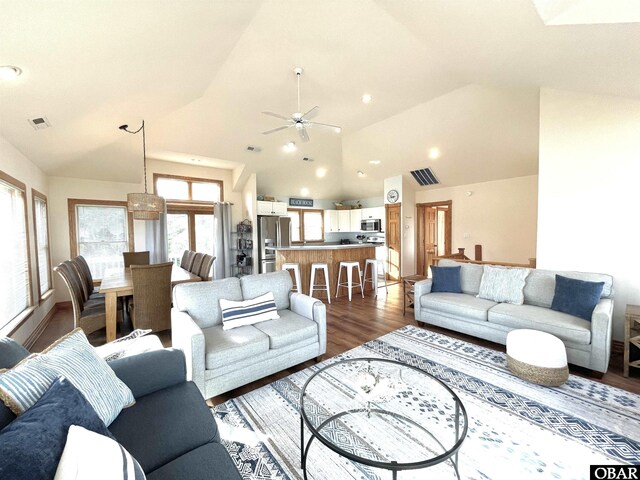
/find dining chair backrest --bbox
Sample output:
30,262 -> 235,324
54,263 -> 84,322
70,257 -> 91,302
180,250 -> 193,270
130,262 -> 173,332
73,255 -> 95,296
190,253 -> 205,276
123,251 -> 150,268
198,254 -> 215,280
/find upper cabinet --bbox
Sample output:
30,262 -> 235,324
338,210 -> 351,232
257,201 -> 288,216
361,206 -> 384,220
324,210 -> 339,232
350,209 -> 362,231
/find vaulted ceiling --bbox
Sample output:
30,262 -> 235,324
1,1 -> 639,199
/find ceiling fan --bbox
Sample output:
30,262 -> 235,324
261,67 -> 342,142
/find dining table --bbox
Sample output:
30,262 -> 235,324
99,264 -> 201,342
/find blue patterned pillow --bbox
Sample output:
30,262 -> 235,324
0,328 -> 134,426
431,266 -> 463,293
0,377 -> 114,480
551,274 -> 604,321
220,292 -> 280,330
0,338 -> 30,369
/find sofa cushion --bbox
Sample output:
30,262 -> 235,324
240,271 -> 292,311
147,442 -> 241,480
550,275 -> 605,321
220,292 -> 279,330
488,303 -> 591,345
420,292 -> 497,321
431,266 -> 462,293
437,259 -> 484,295
109,381 -> 219,474
202,325 -> 269,370
523,268 -> 613,308
173,277 -> 243,329
254,310 -> 318,349
477,265 -> 530,305
0,337 -> 30,369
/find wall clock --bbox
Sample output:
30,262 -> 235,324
387,189 -> 399,203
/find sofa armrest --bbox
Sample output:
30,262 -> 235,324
171,308 -> 206,397
108,348 -> 186,399
589,298 -> 614,373
413,279 -> 433,323
290,292 -> 327,355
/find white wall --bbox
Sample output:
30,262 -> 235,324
401,176 -> 416,276
0,135 -> 56,344
415,175 -> 538,264
537,88 -> 640,341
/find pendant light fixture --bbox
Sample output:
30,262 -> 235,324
119,121 -> 165,220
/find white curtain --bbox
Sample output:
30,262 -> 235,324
213,202 -> 233,279
145,208 -> 168,264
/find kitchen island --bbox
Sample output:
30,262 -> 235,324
269,244 -> 377,299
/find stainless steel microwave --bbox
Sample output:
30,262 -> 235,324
361,218 -> 382,232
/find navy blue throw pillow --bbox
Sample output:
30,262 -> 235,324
0,377 -> 114,480
550,274 -> 605,321
0,337 -> 30,370
431,266 -> 462,293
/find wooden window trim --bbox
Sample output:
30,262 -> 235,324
288,208 -> 325,244
153,173 -> 223,204
32,189 -> 53,302
0,169 -> 33,326
166,207 -> 213,251
67,199 -> 135,270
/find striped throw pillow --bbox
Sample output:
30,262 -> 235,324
0,328 -> 134,426
220,292 -> 279,330
55,425 -> 146,480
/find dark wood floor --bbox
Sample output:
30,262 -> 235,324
34,282 -> 640,406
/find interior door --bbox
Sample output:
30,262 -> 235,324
425,208 -> 437,274
385,203 -> 401,280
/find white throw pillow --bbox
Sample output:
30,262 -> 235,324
477,265 -> 530,305
55,425 -> 146,480
220,292 -> 279,330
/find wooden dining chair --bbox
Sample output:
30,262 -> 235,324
123,251 -> 150,268
129,262 -> 173,332
180,250 -> 195,270
190,252 -> 205,276
198,254 -> 215,280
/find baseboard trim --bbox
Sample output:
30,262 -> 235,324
23,304 -> 57,350
612,340 -> 624,355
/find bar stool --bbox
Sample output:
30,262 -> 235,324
336,261 -> 364,301
309,262 -> 331,304
282,262 -> 302,293
363,258 -> 388,297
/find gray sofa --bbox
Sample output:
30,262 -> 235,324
172,270 -> 327,399
414,259 -> 614,373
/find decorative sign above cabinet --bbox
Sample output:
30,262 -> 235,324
289,197 -> 314,207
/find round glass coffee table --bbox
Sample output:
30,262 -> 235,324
299,358 -> 467,479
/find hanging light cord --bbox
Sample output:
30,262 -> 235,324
119,121 -> 148,193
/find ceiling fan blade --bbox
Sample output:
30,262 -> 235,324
262,111 -> 290,121
261,125 -> 291,135
298,126 -> 310,142
307,121 -> 342,133
302,106 -> 319,120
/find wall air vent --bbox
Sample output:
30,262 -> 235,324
28,116 -> 52,130
246,145 -> 262,153
410,167 -> 439,186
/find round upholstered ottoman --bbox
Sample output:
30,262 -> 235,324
506,329 -> 569,386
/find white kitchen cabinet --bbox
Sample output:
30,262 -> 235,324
324,210 -> 339,232
350,209 -> 362,231
361,207 -> 376,219
338,210 -> 351,232
257,201 -> 288,216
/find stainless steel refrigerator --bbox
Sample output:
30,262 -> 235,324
258,216 -> 292,273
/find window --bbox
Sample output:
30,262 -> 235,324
68,200 -> 134,280
32,189 -> 52,299
0,171 -> 32,328
155,174 -> 221,263
288,209 -> 324,243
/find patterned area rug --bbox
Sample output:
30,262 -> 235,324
212,326 -> 640,479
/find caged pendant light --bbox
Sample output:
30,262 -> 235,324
119,121 -> 165,220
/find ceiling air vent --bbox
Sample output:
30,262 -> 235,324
28,116 -> 52,130
410,167 -> 439,186
302,157 -> 314,162
246,145 -> 262,153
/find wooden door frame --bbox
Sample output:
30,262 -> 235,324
416,200 -> 452,275
385,203 -> 401,280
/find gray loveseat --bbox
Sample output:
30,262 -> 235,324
171,270 -> 327,399
414,259 -> 614,373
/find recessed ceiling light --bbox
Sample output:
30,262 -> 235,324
300,187 -> 310,196
283,141 -> 296,152
0,65 -> 22,80
428,147 -> 441,160
361,93 -> 372,104
369,160 -> 381,165
316,167 -> 327,178
357,170 -> 365,177
334,126 -> 342,134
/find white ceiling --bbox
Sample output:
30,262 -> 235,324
1,0 -> 639,199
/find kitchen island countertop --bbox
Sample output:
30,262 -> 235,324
267,243 -> 378,251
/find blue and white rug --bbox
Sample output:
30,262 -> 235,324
212,326 -> 640,479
